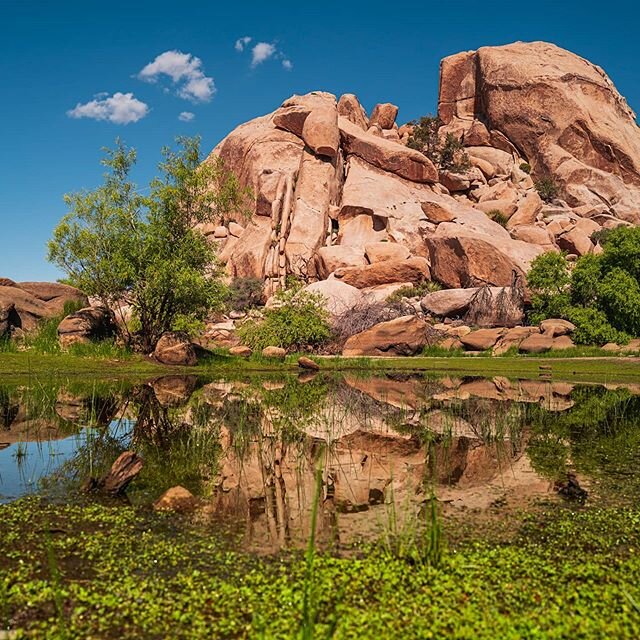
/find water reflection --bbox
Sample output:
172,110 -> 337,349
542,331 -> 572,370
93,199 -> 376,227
1,372 -> 640,551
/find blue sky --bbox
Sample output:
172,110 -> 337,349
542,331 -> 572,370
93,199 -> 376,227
2,0 -> 639,281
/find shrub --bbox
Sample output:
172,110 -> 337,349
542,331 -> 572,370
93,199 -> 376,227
487,209 -> 509,228
519,162 -> 531,174
596,268 -> 640,336
333,301 -> 408,341
534,176 -> 560,203
227,277 -> 264,312
48,137 -> 250,353
385,281 -> 441,304
439,133 -> 470,173
407,115 -> 469,172
236,288 -> 331,352
566,307 -> 628,346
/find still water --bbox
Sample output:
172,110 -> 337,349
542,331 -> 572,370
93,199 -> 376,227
2,372 -> 639,551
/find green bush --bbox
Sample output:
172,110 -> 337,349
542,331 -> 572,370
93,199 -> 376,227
487,209 -> 509,228
566,307 -> 628,346
407,115 -> 469,172
527,251 -> 571,324
534,176 -> 560,203
519,162 -> 531,174
236,288 -> 331,352
227,277 -> 264,312
527,229 -> 640,344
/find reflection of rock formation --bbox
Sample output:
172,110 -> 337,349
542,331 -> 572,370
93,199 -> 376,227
201,376 -> 558,551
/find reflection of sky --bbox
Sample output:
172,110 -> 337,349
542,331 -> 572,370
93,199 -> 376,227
0,421 -> 132,503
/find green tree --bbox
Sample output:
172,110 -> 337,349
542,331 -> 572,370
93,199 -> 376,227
526,251 -> 571,323
48,137 -> 250,352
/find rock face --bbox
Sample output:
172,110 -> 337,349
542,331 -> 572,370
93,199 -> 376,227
154,332 -> 198,366
438,41 -> 640,223
0,281 -> 87,333
342,316 -> 428,357
57,307 -> 116,348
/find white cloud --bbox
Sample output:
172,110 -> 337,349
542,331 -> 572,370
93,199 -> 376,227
138,50 -> 215,102
234,36 -> 252,52
251,42 -> 276,67
179,111 -> 195,122
282,59 -> 293,71
67,92 -> 149,124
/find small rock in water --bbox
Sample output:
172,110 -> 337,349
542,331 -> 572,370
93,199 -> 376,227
298,356 -> 320,371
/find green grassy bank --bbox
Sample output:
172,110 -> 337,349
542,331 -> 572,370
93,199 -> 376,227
1,350 -> 640,385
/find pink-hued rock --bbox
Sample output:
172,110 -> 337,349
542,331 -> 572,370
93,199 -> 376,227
154,332 -> 197,366
273,92 -> 340,158
518,333 -> 554,354
337,93 -> 369,130
334,257 -> 430,289
426,236 -> 522,289
285,148 -> 341,276
364,242 -> 411,263
303,279 -> 365,317
460,328 -> 507,351
338,117 -> 438,183
369,103 -> 399,130
342,316 -> 428,356
438,41 -> 640,223
315,245 -> 367,279
557,227 -> 594,256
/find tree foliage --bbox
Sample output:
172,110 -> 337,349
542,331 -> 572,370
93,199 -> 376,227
406,115 -> 470,172
526,227 -> 640,345
48,137 -> 251,352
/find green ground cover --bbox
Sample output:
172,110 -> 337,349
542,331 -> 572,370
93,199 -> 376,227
1,499 -> 639,639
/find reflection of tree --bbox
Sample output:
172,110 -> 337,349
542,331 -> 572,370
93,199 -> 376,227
0,386 -> 18,431
527,387 -> 640,502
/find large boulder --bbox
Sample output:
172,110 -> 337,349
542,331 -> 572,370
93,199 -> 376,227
438,41 -> 640,223
342,316 -> 428,356
426,236 -> 523,288
337,94 -> 369,130
334,257 -> 430,289
369,103 -> 399,130
302,279 -> 365,318
153,332 -> 197,366
272,92 -> 340,158
420,288 -> 479,317
57,306 -> 116,349
0,284 -> 56,331
315,245 -> 367,279
338,117 -> 438,183
364,242 -> 411,263
460,328 -> 507,351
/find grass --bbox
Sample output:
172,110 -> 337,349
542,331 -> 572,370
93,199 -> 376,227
1,499 -> 639,638
3,348 -> 640,386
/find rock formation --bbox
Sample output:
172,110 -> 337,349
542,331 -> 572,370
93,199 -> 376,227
438,41 -> 640,224
206,40 -> 640,328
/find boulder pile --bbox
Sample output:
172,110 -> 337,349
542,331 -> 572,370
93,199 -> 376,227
205,40 -> 639,347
